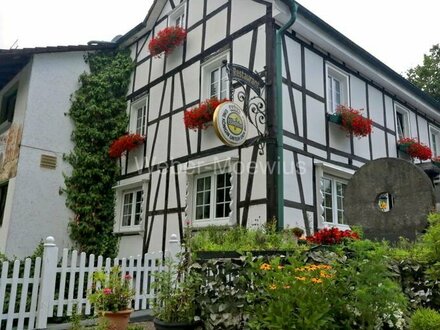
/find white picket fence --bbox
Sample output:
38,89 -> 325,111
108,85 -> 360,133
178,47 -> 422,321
0,235 -> 180,330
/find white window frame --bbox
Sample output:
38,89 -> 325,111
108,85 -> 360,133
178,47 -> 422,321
121,188 -> 144,229
325,64 -> 350,114
430,125 -> 440,157
394,103 -> 411,140
186,158 -> 237,227
315,161 -> 353,230
193,172 -> 232,222
113,175 -> 148,233
201,51 -> 230,100
130,97 -> 147,135
321,175 -> 347,226
168,2 -> 186,29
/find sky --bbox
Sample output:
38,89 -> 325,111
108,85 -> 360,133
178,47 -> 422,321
0,0 -> 438,76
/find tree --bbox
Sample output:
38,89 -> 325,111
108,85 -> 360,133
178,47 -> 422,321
407,44 -> 440,101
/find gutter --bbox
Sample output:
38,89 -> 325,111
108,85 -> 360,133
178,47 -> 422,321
276,0 -> 298,230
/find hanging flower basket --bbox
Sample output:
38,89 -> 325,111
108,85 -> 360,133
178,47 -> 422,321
183,97 -> 229,130
329,105 -> 373,138
397,138 -> 432,161
109,133 -> 145,158
148,26 -> 187,58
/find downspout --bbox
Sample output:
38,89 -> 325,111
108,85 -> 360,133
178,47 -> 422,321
276,0 -> 298,230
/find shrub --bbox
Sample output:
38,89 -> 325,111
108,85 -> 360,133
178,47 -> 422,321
410,308 -> 440,330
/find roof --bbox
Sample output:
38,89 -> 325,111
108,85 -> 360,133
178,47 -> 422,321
0,44 -> 116,91
296,4 -> 440,111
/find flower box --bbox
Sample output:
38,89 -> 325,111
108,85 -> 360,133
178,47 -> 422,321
109,133 -> 145,159
328,105 -> 373,138
327,113 -> 342,125
184,98 -> 229,130
148,26 -> 187,58
432,157 -> 440,168
397,138 -> 432,161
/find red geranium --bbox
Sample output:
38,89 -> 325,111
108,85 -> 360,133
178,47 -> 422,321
109,134 -> 145,158
335,105 -> 373,138
397,138 -> 432,161
148,26 -> 187,58
306,227 -> 360,245
184,97 -> 229,130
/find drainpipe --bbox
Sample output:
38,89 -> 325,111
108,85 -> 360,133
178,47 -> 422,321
276,0 -> 298,230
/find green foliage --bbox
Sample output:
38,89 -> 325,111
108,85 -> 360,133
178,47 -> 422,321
247,257 -> 336,330
152,256 -> 202,324
407,44 -> 440,101
331,240 -> 408,329
410,308 -> 440,330
88,266 -> 134,313
65,50 -> 133,257
194,256 -> 255,329
189,222 -> 300,252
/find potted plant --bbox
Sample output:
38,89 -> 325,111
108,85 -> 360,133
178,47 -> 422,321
109,133 -> 145,158
88,266 -> 134,330
183,97 -> 228,130
152,257 -> 201,329
397,137 -> 432,160
328,105 -> 373,138
149,26 -> 187,58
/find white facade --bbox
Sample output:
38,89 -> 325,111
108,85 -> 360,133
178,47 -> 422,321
0,50 -> 90,257
114,0 -> 440,256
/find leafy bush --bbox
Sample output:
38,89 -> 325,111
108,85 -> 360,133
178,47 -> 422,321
189,222 -> 300,252
410,308 -> 440,330
245,240 -> 408,329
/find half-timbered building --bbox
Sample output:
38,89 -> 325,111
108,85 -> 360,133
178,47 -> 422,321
114,0 -> 440,256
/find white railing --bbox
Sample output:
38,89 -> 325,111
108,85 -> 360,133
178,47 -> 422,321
0,234 -> 180,330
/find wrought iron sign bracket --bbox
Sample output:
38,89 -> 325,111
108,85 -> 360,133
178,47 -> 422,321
225,62 -> 268,155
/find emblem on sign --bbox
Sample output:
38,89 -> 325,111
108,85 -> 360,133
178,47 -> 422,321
213,102 -> 248,147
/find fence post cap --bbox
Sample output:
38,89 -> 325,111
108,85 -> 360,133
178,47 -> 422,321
44,236 -> 56,246
169,234 -> 179,243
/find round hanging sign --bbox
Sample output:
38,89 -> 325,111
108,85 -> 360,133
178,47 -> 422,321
213,101 -> 248,147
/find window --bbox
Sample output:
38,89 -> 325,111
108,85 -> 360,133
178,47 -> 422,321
395,104 -> 410,140
169,2 -> 186,29
0,88 -> 17,131
194,172 -> 232,221
326,64 -> 349,113
121,189 -> 143,229
209,64 -> 228,99
315,162 -> 353,229
186,157 -> 237,227
130,97 -> 147,135
201,51 -> 230,100
0,182 -> 8,227
321,176 -> 347,225
430,126 -> 440,157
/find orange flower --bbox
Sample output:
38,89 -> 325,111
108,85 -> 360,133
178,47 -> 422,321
295,276 -> 306,281
260,263 -> 272,271
320,271 -> 333,279
311,278 -> 323,284
269,284 -> 277,290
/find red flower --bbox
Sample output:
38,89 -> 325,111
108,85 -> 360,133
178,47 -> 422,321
103,288 -> 112,295
184,98 -> 229,130
335,105 -> 373,138
306,227 -> 359,245
109,134 -> 145,159
397,138 -> 432,161
148,26 -> 187,58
